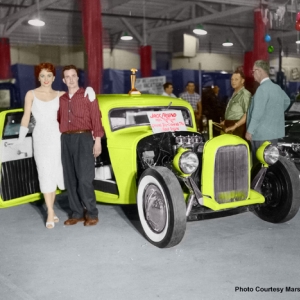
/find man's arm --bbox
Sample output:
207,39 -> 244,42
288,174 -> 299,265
246,87 -> 268,135
225,113 -> 246,133
245,131 -> 252,141
87,98 -> 104,157
85,91 -> 105,139
240,92 -> 252,113
196,101 -> 202,116
93,137 -> 102,158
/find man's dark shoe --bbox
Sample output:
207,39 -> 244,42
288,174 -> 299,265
64,218 -> 85,225
84,217 -> 99,226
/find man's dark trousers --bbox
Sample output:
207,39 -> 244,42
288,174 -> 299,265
61,132 -> 98,219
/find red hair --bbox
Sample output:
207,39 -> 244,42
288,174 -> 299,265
35,62 -> 56,78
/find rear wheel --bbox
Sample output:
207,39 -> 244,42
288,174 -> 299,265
137,167 -> 186,248
253,157 -> 300,223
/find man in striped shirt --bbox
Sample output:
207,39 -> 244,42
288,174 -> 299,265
180,81 -> 202,130
58,65 -> 104,226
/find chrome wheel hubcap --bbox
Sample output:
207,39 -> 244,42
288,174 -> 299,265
143,184 -> 167,233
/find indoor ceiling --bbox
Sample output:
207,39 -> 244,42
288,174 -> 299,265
0,0 -> 299,57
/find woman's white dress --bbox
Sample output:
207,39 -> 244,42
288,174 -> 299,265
31,91 -> 65,193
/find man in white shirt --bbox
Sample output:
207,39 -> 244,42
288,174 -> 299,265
162,82 -> 176,98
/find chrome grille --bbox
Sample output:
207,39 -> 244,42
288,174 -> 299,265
1,158 -> 40,201
214,145 -> 249,203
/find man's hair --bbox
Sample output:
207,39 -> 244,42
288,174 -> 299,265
62,65 -> 78,77
35,62 -> 55,78
233,66 -> 245,79
163,82 -> 173,90
186,81 -> 195,87
254,60 -> 269,74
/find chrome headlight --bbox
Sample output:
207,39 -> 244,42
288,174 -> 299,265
263,144 -> 279,165
179,151 -> 199,174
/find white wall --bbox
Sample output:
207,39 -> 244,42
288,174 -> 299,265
9,45 -> 300,80
172,53 -> 244,72
59,46 -> 85,69
103,48 -> 139,69
11,45 -> 84,68
11,45 -> 43,65
270,56 -> 300,81
11,45 -> 141,70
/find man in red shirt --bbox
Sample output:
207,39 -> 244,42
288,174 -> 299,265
58,65 -> 104,226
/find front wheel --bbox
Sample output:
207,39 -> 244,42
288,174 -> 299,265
253,157 -> 300,223
137,167 -> 186,248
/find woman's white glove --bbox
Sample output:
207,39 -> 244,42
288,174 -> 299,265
12,126 -> 29,150
84,87 -> 96,102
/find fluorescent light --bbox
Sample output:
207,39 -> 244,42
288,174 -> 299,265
222,40 -> 233,47
193,25 -> 207,35
28,19 -> 45,26
296,40 -> 300,44
193,28 -> 207,35
120,32 -> 133,41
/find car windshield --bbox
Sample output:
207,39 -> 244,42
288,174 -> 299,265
109,106 -> 193,131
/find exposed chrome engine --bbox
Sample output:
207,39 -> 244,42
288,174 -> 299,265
278,142 -> 300,153
137,132 -> 204,175
174,134 -> 203,152
277,142 -> 300,165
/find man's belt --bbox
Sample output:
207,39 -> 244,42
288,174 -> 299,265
63,130 -> 90,134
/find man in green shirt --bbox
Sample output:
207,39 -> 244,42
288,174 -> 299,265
221,68 -> 251,138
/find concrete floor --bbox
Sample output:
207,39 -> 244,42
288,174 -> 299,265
0,192 -> 300,300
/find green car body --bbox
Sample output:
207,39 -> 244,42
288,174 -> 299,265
95,94 -> 200,206
0,93 -> 299,248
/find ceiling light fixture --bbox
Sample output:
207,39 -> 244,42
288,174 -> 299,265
120,32 -> 133,41
222,39 -> 233,47
296,40 -> 300,44
28,0 -> 45,27
28,19 -> 45,26
193,24 -> 207,35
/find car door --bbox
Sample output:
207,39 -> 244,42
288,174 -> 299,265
0,109 -> 42,208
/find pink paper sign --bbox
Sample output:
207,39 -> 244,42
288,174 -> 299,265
147,110 -> 187,133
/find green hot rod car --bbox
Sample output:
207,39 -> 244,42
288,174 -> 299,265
1,93 -> 299,248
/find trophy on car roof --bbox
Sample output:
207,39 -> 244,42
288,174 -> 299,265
128,68 -> 141,95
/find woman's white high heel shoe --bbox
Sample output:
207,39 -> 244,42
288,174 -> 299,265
46,212 -> 57,229
46,221 -> 55,229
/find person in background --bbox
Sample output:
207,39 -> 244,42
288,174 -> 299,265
201,85 -> 226,134
246,60 -> 290,165
221,68 -> 251,138
58,65 -> 104,227
180,81 -> 202,130
212,85 -> 220,98
162,82 -> 176,98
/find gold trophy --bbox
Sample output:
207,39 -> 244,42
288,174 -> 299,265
128,68 -> 141,95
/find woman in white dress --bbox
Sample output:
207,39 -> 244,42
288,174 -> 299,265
18,63 -> 65,229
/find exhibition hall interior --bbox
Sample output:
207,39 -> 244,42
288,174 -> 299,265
0,1 -> 300,300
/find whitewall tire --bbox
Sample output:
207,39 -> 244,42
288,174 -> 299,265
137,167 -> 186,248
